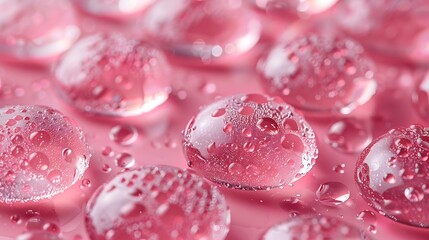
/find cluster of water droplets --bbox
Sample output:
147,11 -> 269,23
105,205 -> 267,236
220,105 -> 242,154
183,94 -> 318,190
0,105 -> 90,203
85,166 -> 230,240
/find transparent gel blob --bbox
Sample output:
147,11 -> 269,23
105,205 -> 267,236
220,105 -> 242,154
356,125 -> 429,228
72,0 -> 156,19
53,34 -> 171,117
262,215 -> 373,240
334,0 -> 429,64
0,0 -> 80,64
183,94 -> 318,190
257,33 -> 377,114
85,166 -> 230,240
140,0 -> 261,64
0,105 -> 90,203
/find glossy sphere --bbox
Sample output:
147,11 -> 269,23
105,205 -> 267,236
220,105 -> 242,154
140,0 -> 261,63
53,34 -> 170,117
262,215 -> 372,240
252,0 -> 338,18
0,0 -> 80,63
0,105 -> 90,203
356,125 -> 429,227
334,0 -> 429,64
85,166 -> 230,240
72,0 -> 156,19
257,34 -> 377,114
16,231 -> 61,240
183,94 -> 318,190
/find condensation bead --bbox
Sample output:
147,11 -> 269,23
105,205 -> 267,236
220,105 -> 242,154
16,231 -> 61,240
356,125 -> 429,227
334,0 -> 429,64
252,0 -> 338,18
0,105 -> 90,203
262,215 -> 373,240
85,166 -> 230,240
183,94 -> 318,190
257,33 -> 377,114
0,0 -> 80,64
53,33 -> 171,117
72,0 -> 156,19
140,0 -> 261,64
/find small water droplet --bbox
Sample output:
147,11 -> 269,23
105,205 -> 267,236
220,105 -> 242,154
404,187 -> 424,202
115,152 -> 135,168
316,182 -> 350,206
30,130 -> 51,147
256,118 -> 279,135
109,125 -> 138,146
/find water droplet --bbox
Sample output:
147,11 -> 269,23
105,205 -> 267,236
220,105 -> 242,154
85,166 -> 230,240
356,210 -> 376,224
262,215 -> 372,240
404,187 -> 424,202
258,34 -> 376,114
0,0 -> 78,63
109,125 -> 138,146
140,0 -> 261,64
29,152 -> 50,172
356,124 -> 429,227
81,179 -> 91,188
115,152 -> 135,168
27,129 -> 49,146
316,182 -> 350,206
256,118 -> 279,135
53,34 -> 170,116
327,118 -> 372,153
333,163 -> 345,174
183,94 -> 318,189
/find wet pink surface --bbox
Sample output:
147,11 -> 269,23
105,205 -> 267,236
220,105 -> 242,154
0,1 -> 428,240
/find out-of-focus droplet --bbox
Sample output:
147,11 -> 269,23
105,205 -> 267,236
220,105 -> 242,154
114,152 -> 135,168
326,118 -> 372,153
262,215 -> 372,240
16,231 -> 61,240
258,33 -> 377,114
334,0 -> 429,64
253,0 -> 338,19
140,0 -> 261,65
109,125 -> 138,146
53,34 -> 171,117
72,0 -> 156,19
0,0 -> 80,64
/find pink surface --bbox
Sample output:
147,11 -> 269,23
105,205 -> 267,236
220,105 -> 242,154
0,1 -> 428,240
